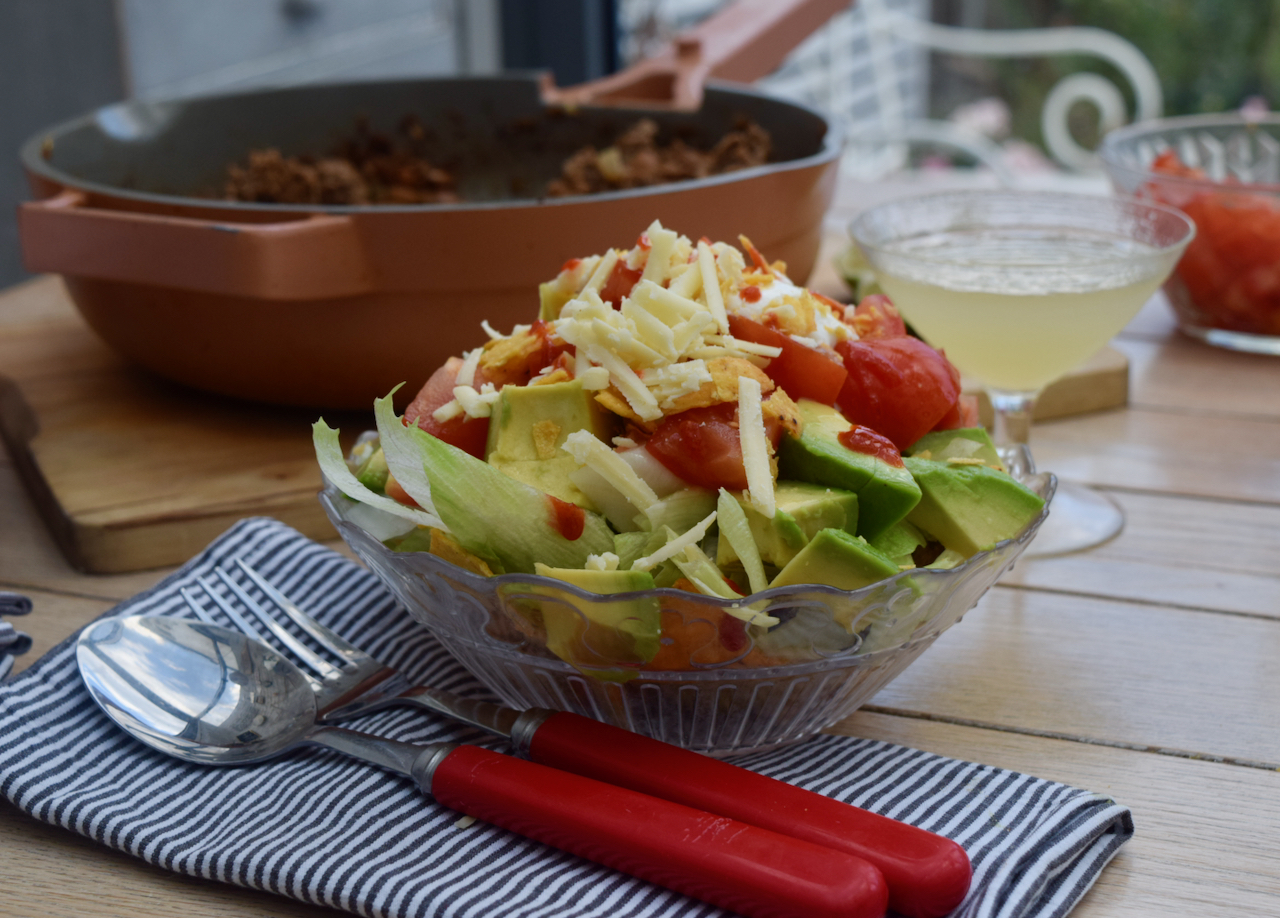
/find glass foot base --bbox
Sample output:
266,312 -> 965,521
1024,480 -> 1123,558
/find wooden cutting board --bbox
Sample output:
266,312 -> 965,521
0,277 -> 366,574
0,277 -> 1128,574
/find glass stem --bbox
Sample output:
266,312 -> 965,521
987,389 -> 1038,480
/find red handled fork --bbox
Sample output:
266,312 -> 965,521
185,558 -> 970,918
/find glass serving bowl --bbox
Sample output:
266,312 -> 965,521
320,473 -> 1055,757
1100,113 -> 1280,354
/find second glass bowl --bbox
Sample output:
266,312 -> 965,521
1101,112 -> 1280,354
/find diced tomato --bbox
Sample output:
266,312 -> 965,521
719,612 -> 748,651
848,295 -> 908,339
526,318 -> 575,378
403,356 -> 490,459
727,314 -> 847,405
1148,151 -> 1280,335
647,605 -> 750,670
385,475 -> 419,508
600,261 -> 644,307
932,394 -> 980,432
645,402 -> 785,491
741,285 -> 762,302
834,336 -> 961,451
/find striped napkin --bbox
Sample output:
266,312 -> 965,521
0,518 -> 1131,918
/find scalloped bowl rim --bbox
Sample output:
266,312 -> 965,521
320,471 -> 1056,681
1100,112 -> 1280,195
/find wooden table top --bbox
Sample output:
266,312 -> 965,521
2,251 -> 1279,917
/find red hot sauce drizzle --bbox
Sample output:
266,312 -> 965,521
546,495 -> 586,541
837,424 -> 905,468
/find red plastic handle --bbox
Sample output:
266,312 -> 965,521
528,712 -> 971,918
430,744 -> 887,918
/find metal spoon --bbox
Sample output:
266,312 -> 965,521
75,615 -> 888,918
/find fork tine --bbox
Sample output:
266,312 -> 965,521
206,569 -> 344,680
234,559 -> 374,668
181,586 -> 221,627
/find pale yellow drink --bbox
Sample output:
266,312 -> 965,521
873,229 -> 1166,392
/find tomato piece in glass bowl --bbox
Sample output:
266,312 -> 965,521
1100,113 -> 1280,354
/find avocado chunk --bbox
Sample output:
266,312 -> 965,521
716,482 -> 859,568
776,399 -> 920,541
906,427 -> 1004,471
532,564 -> 660,677
904,457 -> 1045,557
407,423 -> 615,573
355,447 -> 389,493
486,379 -> 615,508
868,519 -> 928,567
769,527 -> 901,597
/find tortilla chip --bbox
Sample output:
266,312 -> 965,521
762,388 -> 802,440
661,357 -> 773,415
531,420 -> 562,460
429,528 -> 494,577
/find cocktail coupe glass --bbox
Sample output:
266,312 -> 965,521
850,190 -> 1195,557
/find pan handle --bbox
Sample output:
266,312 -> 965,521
542,0 -> 851,110
18,189 -> 374,300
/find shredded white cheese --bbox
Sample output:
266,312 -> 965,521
454,347 -> 483,388
667,260 -> 703,300
453,383 -> 501,419
697,241 -> 730,334
583,248 -> 619,293
480,320 -> 504,341
585,552 -> 621,572
631,511 -> 718,572
640,220 -> 678,285
738,376 -> 775,518
583,344 -> 662,421
577,366 -> 610,390
432,399 -> 464,423
562,430 -> 660,511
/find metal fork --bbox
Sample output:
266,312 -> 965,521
181,559 -> 974,918
181,559 -> 550,749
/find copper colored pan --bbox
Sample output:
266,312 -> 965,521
19,0 -> 847,409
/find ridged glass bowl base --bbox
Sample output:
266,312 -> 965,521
321,474 -> 1055,756
1178,324 -> 1280,356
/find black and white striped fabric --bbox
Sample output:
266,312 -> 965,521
0,518 -> 1131,918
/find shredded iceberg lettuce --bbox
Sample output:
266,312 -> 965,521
312,420 -> 444,530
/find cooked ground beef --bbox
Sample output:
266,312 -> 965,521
224,116 -> 459,205
547,118 -> 772,197
223,115 -> 771,204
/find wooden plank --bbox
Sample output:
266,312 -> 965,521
1002,489 -> 1280,617
0,461 -> 172,601
1117,334 -> 1280,420
831,712 -> 1280,918
865,587 -> 1280,767
0,351 -> 367,573
966,345 -> 1128,425
1031,407 -> 1280,505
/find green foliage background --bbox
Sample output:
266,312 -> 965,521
932,0 -> 1280,151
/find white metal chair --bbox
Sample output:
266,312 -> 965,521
752,0 -> 1162,180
